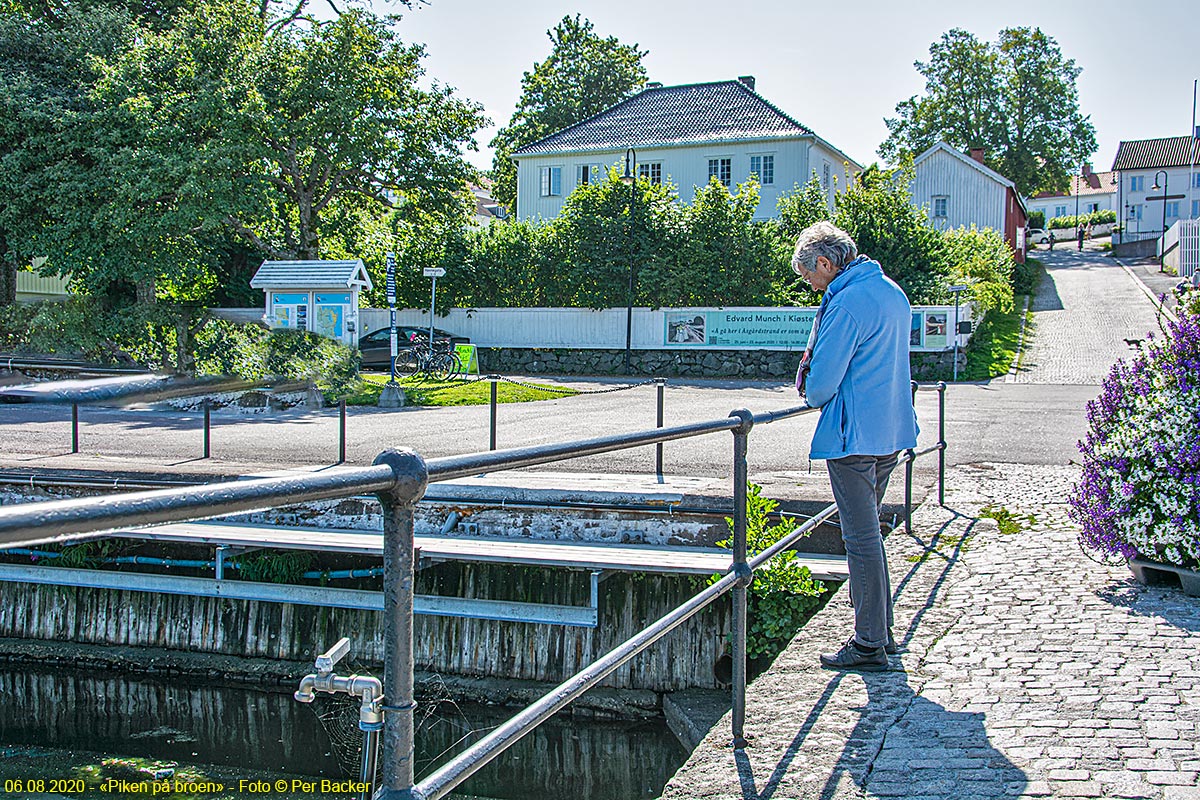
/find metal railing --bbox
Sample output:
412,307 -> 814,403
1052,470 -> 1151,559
0,383 -> 948,800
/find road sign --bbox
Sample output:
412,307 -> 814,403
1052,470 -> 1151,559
949,284 -> 969,292
385,252 -> 396,305
423,268 -> 446,278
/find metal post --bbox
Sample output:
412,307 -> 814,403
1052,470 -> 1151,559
71,403 -> 79,454
904,448 -> 914,535
622,147 -> 637,375
359,724 -> 381,800
655,378 -> 665,475
937,381 -> 946,507
373,449 -> 428,800
339,399 -> 347,464
489,376 -> 498,451
729,409 -> 754,749
203,400 -> 211,459
953,291 -> 960,382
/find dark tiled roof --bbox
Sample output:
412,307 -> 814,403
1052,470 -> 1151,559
512,80 -> 814,156
1111,136 -> 1200,170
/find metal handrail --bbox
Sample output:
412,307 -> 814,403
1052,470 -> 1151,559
0,382 -> 949,800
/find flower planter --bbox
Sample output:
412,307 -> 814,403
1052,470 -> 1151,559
1127,557 -> 1200,597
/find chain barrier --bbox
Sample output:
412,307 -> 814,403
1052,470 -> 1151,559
388,372 -> 660,397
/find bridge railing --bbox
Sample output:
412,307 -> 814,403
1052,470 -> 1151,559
0,383 -> 948,800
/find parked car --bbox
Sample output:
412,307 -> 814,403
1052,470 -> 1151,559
1027,228 -> 1051,244
357,326 -> 470,369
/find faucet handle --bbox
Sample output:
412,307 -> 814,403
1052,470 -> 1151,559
315,637 -> 351,674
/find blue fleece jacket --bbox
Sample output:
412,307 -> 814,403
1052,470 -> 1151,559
804,258 -> 919,460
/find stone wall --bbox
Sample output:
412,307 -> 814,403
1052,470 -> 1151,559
478,347 -> 958,380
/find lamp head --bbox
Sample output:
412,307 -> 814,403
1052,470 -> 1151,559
621,148 -> 636,185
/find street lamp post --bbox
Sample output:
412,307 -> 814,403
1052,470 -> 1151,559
620,148 -> 637,374
1152,170 -> 1168,272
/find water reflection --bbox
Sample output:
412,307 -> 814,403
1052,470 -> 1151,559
0,665 -> 685,800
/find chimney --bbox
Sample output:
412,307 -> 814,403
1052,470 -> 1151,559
738,75 -> 756,92
1082,162 -> 1093,176
968,147 -> 986,164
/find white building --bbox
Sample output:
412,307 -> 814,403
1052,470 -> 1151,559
1111,134 -> 1200,241
510,77 -> 862,222
909,143 -> 1028,262
1025,165 -> 1117,225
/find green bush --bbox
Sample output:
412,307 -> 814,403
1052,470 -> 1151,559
942,225 -> 1015,314
1027,210 -> 1045,229
0,297 -> 179,367
714,483 -> 827,660
1047,209 -> 1116,230
193,322 -> 359,396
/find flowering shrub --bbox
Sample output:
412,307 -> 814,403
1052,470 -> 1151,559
1070,298 -> 1200,569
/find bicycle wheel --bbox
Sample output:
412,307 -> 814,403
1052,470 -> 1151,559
395,347 -> 420,377
430,352 -> 461,382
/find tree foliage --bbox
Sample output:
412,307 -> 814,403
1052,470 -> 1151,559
489,15 -> 647,212
879,27 -> 1097,197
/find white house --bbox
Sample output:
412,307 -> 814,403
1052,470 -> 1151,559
250,260 -> 373,346
510,77 -> 862,222
1025,165 -> 1117,225
1111,133 -> 1200,242
910,143 -> 1028,262
469,180 -> 507,227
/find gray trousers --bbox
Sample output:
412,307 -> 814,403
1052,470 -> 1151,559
827,452 -> 900,649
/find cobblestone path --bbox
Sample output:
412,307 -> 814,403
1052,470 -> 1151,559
1014,250 -> 1164,385
662,464 -> 1200,799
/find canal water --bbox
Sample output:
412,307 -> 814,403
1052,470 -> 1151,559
0,664 -> 686,799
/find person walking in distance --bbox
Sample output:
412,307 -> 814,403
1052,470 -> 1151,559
1077,226 -> 1085,251
791,222 -> 919,671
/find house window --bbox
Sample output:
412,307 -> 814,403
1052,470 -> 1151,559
932,196 -> 948,218
822,162 -> 831,192
1165,201 -> 1180,218
749,155 -> 774,185
540,166 -> 562,197
1130,204 -> 1143,220
1054,205 -> 1068,218
1130,175 -> 1145,192
638,162 -> 663,185
1086,202 -> 1099,213
1194,174 -> 1200,189
576,164 -> 601,187
708,158 -> 732,187
1194,199 -> 1200,218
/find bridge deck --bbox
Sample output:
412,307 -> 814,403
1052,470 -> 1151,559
115,521 -> 849,581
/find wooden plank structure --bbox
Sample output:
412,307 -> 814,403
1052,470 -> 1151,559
113,521 -> 850,581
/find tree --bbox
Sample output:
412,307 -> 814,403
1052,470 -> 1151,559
489,14 -> 647,212
879,27 -> 1096,197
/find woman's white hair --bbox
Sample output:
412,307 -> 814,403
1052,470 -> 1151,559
791,221 -> 858,275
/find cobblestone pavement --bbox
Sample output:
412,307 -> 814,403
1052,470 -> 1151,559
1015,249 -> 1164,385
661,464 -> 1200,799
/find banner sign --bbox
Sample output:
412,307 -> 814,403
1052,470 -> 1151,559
665,310 -> 816,348
455,344 -> 480,375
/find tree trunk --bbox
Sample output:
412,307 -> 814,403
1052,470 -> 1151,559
0,234 -> 15,306
136,277 -> 157,305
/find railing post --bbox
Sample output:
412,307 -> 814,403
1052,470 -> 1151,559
373,449 -> 429,800
910,379 -> 918,406
203,400 -> 211,460
71,403 -> 79,454
655,378 -> 666,475
489,375 -> 499,451
904,448 -> 914,535
728,408 -> 754,749
937,381 -> 946,507
339,399 -> 347,464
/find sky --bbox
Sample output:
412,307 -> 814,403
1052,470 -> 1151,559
378,0 -> 1199,177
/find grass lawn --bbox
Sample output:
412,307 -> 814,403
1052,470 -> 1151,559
344,373 -> 580,407
961,258 -> 1045,380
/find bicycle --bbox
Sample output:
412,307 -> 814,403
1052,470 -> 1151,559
397,336 -> 462,381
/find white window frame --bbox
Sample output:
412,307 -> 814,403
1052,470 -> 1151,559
540,166 -> 563,197
1086,202 -> 1099,213
638,162 -> 663,185
1165,201 -> 1180,218
1130,175 -> 1144,193
1193,199 -> 1200,218
932,195 -> 949,218
749,154 -> 775,186
576,164 -> 601,187
822,162 -> 832,192
708,157 -> 732,187
1054,205 -> 1068,218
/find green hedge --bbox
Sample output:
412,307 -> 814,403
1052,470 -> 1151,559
1047,210 -> 1117,229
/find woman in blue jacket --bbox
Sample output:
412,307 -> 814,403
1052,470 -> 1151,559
792,222 -> 919,671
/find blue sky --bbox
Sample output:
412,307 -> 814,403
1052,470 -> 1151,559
384,0 -> 1198,175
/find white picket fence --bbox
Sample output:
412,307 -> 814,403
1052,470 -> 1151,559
1161,220 -> 1200,279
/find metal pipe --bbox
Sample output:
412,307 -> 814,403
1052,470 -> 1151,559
439,511 -> 461,535
937,381 -> 946,506
0,465 -> 399,549
414,567 -> 743,800
729,409 -> 753,749
360,724 -> 381,800
904,448 -> 914,535
71,403 -> 79,454
339,399 -> 347,464
655,378 -> 665,475
489,376 -> 498,451
374,450 -> 428,799
203,401 -> 211,459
